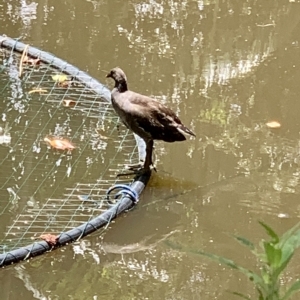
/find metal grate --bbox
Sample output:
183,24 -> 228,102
0,37 -> 148,262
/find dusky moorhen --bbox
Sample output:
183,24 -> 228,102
106,67 -> 195,173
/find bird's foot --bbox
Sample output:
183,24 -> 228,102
116,167 -> 150,177
125,162 -> 144,171
116,164 -> 156,177
124,161 -> 157,172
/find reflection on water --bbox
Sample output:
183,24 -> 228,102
1,0 -> 300,299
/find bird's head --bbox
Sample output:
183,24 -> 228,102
106,67 -> 127,83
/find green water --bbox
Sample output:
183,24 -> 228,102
1,0 -> 300,299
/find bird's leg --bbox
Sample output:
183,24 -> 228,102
125,139 -> 156,170
143,140 -> 153,170
125,161 -> 144,171
117,140 -> 155,177
143,140 -> 157,172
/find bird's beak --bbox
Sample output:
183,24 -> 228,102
106,73 -> 111,78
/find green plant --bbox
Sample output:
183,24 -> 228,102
199,221 -> 300,299
166,221 -> 300,299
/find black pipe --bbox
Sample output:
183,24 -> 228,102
0,35 -> 111,100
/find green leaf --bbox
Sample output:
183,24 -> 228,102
233,235 -> 255,251
280,243 -> 294,261
273,251 -> 294,281
282,280 -> 300,300
263,242 -> 281,267
198,250 -> 266,291
163,240 -> 184,251
259,221 -> 279,244
52,74 -> 68,82
280,227 -> 300,252
198,251 -> 238,269
261,267 -> 270,285
256,287 -> 264,300
231,291 -> 251,299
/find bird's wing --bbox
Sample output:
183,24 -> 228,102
132,97 -> 196,138
126,92 -> 179,127
123,93 -> 190,141
115,91 -> 195,139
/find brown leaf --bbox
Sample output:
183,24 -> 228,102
58,81 -> 72,88
28,88 -> 47,94
23,56 -> 41,65
95,128 -> 111,140
44,136 -> 76,151
39,234 -> 59,247
266,121 -> 281,129
62,100 -> 77,107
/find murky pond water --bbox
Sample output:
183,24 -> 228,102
1,0 -> 300,299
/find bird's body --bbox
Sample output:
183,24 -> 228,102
111,90 -> 193,142
106,67 -> 195,172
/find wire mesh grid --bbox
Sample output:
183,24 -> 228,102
0,46 -> 141,254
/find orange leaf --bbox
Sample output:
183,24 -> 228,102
44,136 -> 75,151
62,100 -> 77,107
266,121 -> 281,129
23,56 -> 41,65
39,234 -> 59,246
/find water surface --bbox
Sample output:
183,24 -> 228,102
1,0 -> 300,299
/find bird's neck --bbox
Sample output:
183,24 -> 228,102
115,81 -> 128,92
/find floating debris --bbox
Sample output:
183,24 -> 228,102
0,123 -> 11,145
278,213 -> 289,219
58,80 -> 72,88
62,99 -> 77,107
39,234 -> 59,247
44,136 -> 75,151
52,74 -> 68,83
19,44 -> 29,77
95,128 -> 111,140
28,88 -> 47,94
266,121 -> 281,129
52,74 -> 73,87
7,187 -> 20,203
22,56 -> 40,65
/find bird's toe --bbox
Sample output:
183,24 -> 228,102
125,162 -> 144,171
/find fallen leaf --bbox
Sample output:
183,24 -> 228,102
58,80 -> 72,88
52,74 -> 68,83
39,234 -> 59,247
28,88 -> 47,94
23,56 -> 41,65
95,128 -> 111,140
266,121 -> 281,129
44,136 -> 76,151
62,99 -> 77,107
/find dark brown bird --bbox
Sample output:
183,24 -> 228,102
106,67 -> 195,173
